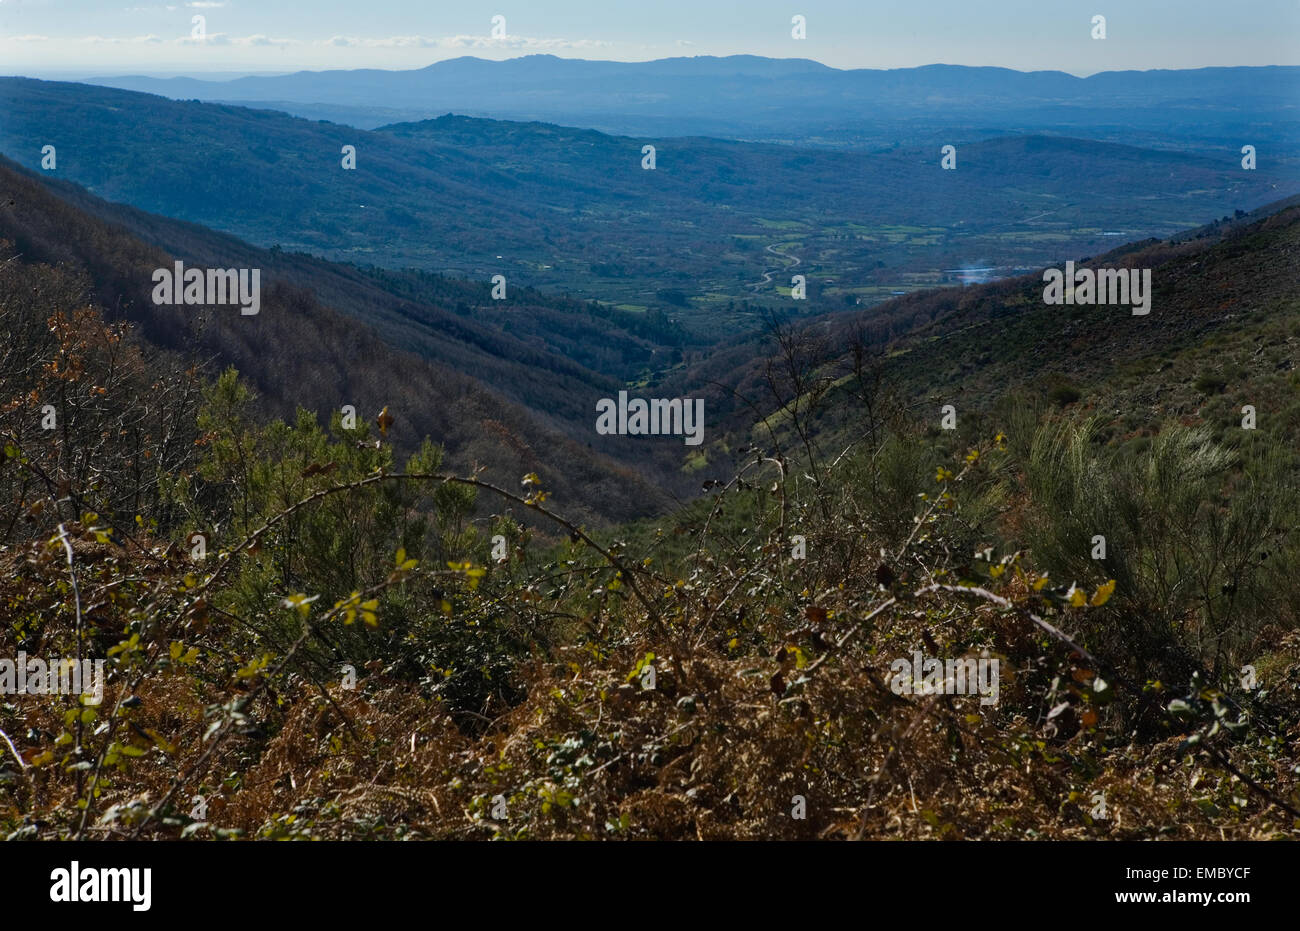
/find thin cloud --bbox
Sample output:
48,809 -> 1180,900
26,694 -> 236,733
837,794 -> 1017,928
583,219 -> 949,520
313,34 -> 611,51
441,34 -> 612,50
83,34 -> 166,45
237,34 -> 298,47
80,33 -> 297,47
176,33 -> 230,46
356,35 -> 440,49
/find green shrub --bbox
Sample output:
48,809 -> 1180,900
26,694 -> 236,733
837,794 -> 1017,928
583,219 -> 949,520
1047,383 -> 1083,407
1017,415 -> 1299,681
1194,372 -> 1228,394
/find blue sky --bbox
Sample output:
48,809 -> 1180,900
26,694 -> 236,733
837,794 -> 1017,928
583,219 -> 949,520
1,0 -> 1297,76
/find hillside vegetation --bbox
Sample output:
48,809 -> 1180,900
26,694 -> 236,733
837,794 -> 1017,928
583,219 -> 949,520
1,191 -> 1297,840
0,159 -> 684,526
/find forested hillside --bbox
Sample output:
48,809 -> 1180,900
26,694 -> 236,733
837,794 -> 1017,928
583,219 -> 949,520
1,174 -> 1296,839
662,196 -> 1300,453
0,158 -> 682,526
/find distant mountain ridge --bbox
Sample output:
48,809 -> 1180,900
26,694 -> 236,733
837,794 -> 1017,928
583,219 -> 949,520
87,56 -> 1294,105
79,56 -> 1300,142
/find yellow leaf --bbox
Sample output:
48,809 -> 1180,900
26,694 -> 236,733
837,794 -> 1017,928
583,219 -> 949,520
1090,579 -> 1116,607
282,593 -> 318,617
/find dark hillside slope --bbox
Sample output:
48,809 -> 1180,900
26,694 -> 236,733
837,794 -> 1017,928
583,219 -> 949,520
0,158 -> 675,524
658,198 -> 1300,459
871,203 -> 1300,424
10,161 -> 682,422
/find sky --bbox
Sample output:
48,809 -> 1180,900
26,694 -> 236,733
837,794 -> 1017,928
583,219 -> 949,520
1,0 -> 1297,77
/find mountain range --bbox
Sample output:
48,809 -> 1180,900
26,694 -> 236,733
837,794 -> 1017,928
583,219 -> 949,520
85,56 -> 1300,149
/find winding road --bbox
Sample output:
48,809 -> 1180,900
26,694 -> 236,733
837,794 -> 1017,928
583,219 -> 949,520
749,241 -> 802,292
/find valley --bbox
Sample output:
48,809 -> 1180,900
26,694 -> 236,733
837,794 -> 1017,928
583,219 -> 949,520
0,78 -> 1292,334
1,43 -> 1299,851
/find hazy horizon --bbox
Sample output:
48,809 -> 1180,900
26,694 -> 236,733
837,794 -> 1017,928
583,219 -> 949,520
2,0 -> 1297,75
12,54 -> 1300,85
